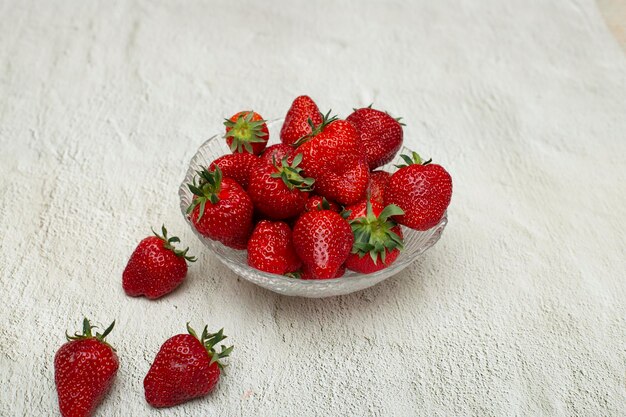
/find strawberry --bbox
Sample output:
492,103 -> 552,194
260,143 -> 294,166
224,111 -> 268,155
315,158 -> 370,206
123,225 -> 196,299
187,167 -> 254,249
344,200 -> 404,274
304,195 -> 340,212
369,170 -> 391,204
300,263 -> 346,279
280,95 -> 323,146
292,210 -> 353,279
346,106 -> 404,169
209,152 -> 261,190
144,324 -> 233,408
384,152 -> 452,231
248,154 -> 313,220
295,114 -> 363,180
247,220 -> 301,274
55,318 -> 118,417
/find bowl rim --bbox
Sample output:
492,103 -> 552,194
178,119 -> 448,288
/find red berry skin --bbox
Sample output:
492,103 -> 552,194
55,339 -> 118,417
304,195 -> 340,212
123,236 -> 188,299
190,178 -> 253,249
384,164 -> 452,231
144,334 -> 220,408
225,111 -> 269,155
296,119 -> 363,181
347,108 -> 403,169
260,143 -> 294,166
248,163 -> 309,220
280,95 -> 323,146
315,159 -> 370,206
292,210 -> 354,279
369,170 -> 391,205
344,200 -> 403,274
209,153 -> 260,190
301,263 -> 346,279
247,221 -> 301,274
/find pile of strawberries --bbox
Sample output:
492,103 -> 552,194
51,96 -> 453,417
187,95 -> 453,279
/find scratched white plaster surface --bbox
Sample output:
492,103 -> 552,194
1,0 -> 626,416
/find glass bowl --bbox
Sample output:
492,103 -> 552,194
179,119 -> 447,297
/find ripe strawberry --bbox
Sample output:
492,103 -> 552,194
55,318 -> 118,417
295,115 -> 363,180
315,158 -> 370,206
344,200 -> 404,274
369,170 -> 391,204
260,143 -> 294,166
347,106 -> 404,169
304,195 -> 340,212
187,167 -> 254,249
224,111 -> 268,154
248,154 -> 313,220
123,225 -> 196,299
144,324 -> 233,408
209,152 -> 260,190
280,95 -> 323,145
292,210 -> 353,279
384,152 -> 452,231
247,220 -> 301,274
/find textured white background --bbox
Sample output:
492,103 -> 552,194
1,0 -> 626,416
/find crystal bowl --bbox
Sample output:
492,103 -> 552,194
179,119 -> 447,297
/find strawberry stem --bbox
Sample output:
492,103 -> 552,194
187,323 -> 233,370
395,151 -> 432,168
293,110 -> 338,146
187,167 -> 224,221
224,111 -> 267,153
270,153 -> 315,192
349,200 -> 405,264
66,318 -> 116,349
152,225 -> 196,262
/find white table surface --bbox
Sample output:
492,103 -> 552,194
1,0 -> 626,416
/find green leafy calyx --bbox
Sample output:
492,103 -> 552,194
224,111 -> 267,153
349,201 -> 405,264
66,318 -> 116,349
152,224 -> 196,262
395,151 -> 432,168
187,323 -> 233,370
270,153 -> 314,192
186,167 -> 224,221
293,110 -> 338,146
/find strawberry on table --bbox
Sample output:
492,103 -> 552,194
347,106 -> 404,169
209,152 -> 261,190
224,110 -> 268,155
54,318 -> 118,417
144,324 -> 233,408
247,220 -> 301,274
280,95 -> 323,146
248,153 -> 314,220
187,167 -> 254,249
304,195 -> 340,212
315,158 -> 370,206
292,209 -> 353,279
345,200 -> 404,274
123,225 -> 196,299
384,152 -> 452,231
369,170 -> 391,205
260,143 -> 294,166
